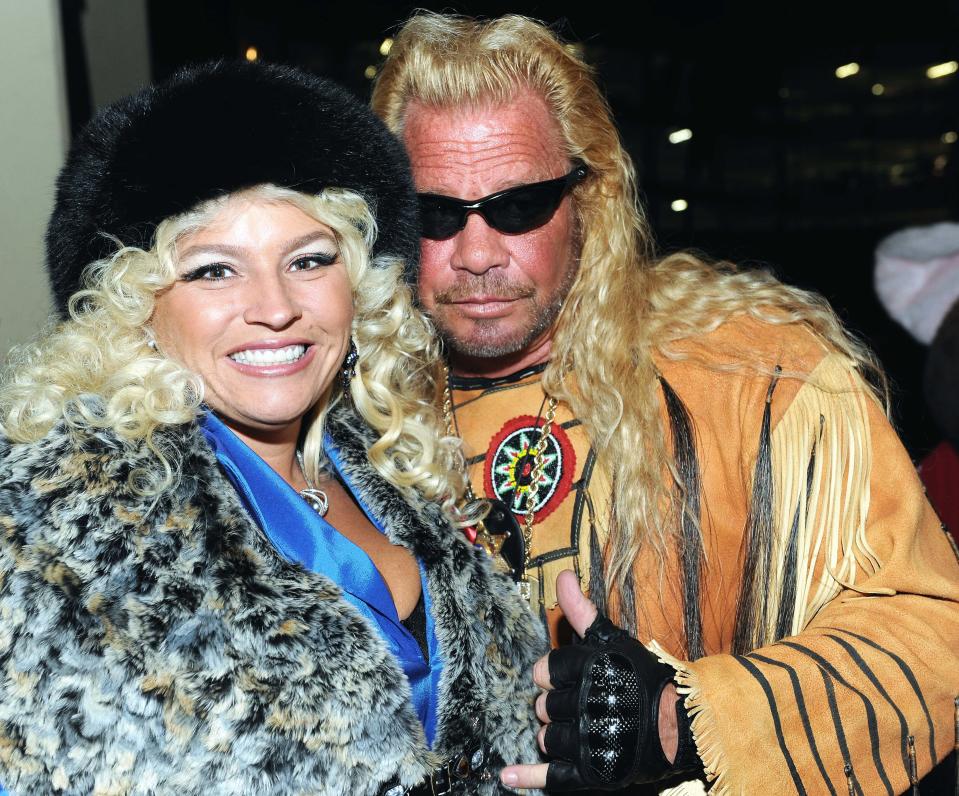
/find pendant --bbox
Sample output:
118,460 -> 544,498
518,579 -> 531,601
480,498 -> 526,582
517,574 -> 540,607
300,487 -> 329,516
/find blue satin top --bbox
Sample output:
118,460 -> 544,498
199,412 -> 443,746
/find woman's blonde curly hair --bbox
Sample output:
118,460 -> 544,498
373,12 -> 887,614
1,185 -> 470,520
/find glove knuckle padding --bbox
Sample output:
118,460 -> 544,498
543,612 -> 701,791
581,651 -> 644,783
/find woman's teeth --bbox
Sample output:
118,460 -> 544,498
229,345 -> 307,366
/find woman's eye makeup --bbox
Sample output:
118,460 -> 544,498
177,250 -> 337,282
181,262 -> 234,282
290,251 -> 338,271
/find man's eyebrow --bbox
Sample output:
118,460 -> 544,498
178,231 -> 337,260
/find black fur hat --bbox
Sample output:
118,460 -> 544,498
45,60 -> 419,315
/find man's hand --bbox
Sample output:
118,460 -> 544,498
501,570 -> 696,791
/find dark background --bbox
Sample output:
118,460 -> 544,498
62,0 -> 959,458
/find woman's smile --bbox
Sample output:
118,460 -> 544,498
225,340 -> 316,375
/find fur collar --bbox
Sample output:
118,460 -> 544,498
0,402 -> 544,794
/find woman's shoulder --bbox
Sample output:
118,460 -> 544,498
0,399 -> 121,486
0,398 -> 208,518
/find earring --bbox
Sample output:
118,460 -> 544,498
147,337 -> 158,351
341,339 -> 358,392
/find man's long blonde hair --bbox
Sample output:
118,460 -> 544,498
373,13 -> 885,614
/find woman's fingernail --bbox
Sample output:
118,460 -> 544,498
501,770 -> 519,786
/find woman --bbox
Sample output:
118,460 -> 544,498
0,62 -> 543,795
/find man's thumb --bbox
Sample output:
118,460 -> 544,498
555,569 -> 598,637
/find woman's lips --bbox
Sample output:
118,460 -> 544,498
226,343 -> 316,376
229,343 -> 307,366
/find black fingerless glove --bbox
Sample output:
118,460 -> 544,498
542,613 -> 701,791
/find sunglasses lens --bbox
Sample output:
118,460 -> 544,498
419,196 -> 465,240
417,165 -> 585,239
484,182 -> 565,234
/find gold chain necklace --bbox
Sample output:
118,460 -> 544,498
443,364 -> 558,602
519,395 -> 557,595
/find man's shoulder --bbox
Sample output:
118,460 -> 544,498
655,313 -> 831,380
652,313 -> 854,440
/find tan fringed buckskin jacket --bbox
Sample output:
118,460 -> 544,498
450,315 -> 959,795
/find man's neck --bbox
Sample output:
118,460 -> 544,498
450,337 -> 552,379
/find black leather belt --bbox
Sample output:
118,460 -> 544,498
379,743 -> 491,796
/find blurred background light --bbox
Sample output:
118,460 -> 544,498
926,60 -> 958,79
835,62 -> 860,79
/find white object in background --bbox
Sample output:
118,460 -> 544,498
874,222 -> 959,344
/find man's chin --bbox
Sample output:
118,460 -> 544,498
432,300 -> 562,363
435,322 -> 522,360
438,322 -> 545,361
446,338 -> 527,360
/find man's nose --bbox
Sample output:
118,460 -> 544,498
449,212 -> 510,275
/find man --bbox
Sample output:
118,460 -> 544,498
373,13 -> 959,794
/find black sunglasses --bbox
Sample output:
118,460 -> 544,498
417,163 -> 588,240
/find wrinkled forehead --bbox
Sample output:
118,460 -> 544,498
401,90 -> 570,194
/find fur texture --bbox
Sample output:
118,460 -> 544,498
0,401 -> 544,794
45,61 -> 420,314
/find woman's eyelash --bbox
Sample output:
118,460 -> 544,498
179,252 -> 335,282
181,263 -> 233,282
292,252 -> 338,269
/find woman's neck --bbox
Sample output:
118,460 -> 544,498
223,418 -> 305,489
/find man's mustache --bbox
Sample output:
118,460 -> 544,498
433,275 -> 536,304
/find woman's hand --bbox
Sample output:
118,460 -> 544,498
501,570 -> 696,791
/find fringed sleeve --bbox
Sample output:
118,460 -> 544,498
656,348 -> 959,796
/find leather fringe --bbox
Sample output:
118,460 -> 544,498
732,367 -> 781,654
769,354 -> 880,638
660,375 -> 705,661
651,640 -> 730,796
